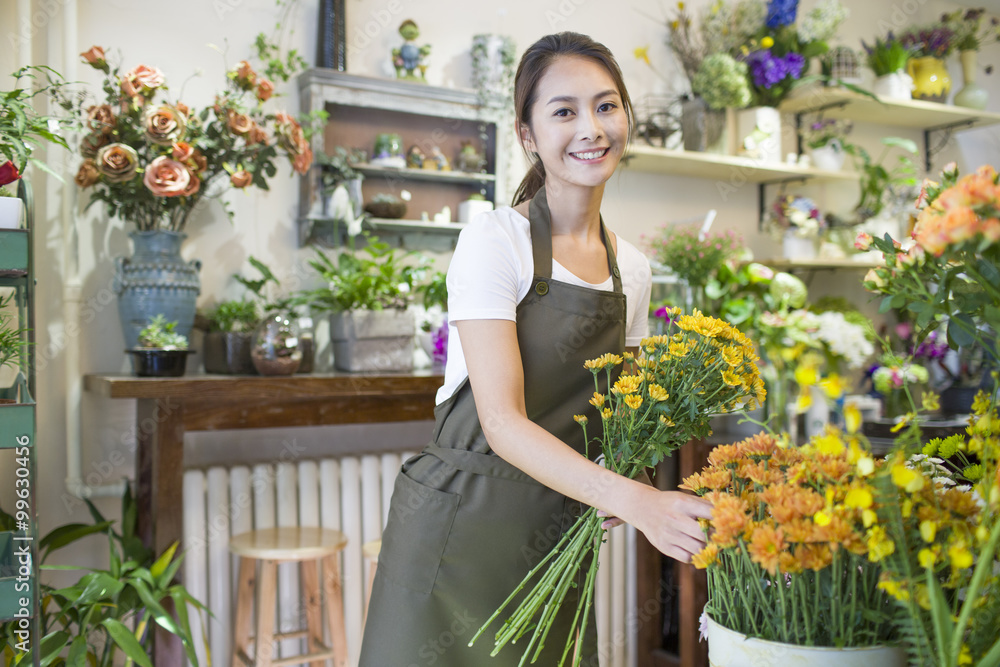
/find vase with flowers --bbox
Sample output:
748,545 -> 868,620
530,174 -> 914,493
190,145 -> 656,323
683,429 -> 905,666
944,8 -> 1000,110
802,117 -> 852,171
766,194 -> 825,259
862,33 -> 915,100
644,223 -> 743,316
75,46 -> 314,349
898,26 -> 955,102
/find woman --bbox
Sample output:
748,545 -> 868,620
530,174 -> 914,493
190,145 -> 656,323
359,32 -> 712,666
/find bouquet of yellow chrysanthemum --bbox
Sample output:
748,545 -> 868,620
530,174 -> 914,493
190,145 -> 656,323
683,425 -> 899,649
872,385 -> 1000,667
470,309 -> 764,666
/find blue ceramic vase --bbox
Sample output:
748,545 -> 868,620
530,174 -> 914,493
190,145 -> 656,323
114,230 -> 201,350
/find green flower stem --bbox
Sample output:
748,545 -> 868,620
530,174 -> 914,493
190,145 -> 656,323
848,555 -> 859,646
951,516 -> 1000,663
526,526 -> 593,662
568,533 -> 601,667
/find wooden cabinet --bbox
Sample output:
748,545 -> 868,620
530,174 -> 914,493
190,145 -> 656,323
296,69 -> 509,249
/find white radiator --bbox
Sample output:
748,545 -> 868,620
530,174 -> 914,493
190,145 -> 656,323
181,454 -> 635,667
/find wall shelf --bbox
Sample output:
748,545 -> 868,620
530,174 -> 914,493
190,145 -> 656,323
353,163 -> 495,185
766,257 -> 880,270
781,88 -> 1000,170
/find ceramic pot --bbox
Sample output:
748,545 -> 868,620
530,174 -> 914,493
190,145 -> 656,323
203,332 -> 255,374
706,616 -> 908,667
681,96 -> 727,153
329,309 -> 415,372
954,50 -> 989,110
296,316 -> 315,374
0,197 -> 23,230
736,106 -> 782,163
810,140 -> 845,171
127,349 -> 193,377
782,231 -> 817,260
114,230 -> 200,351
872,71 -> 913,100
907,56 -> 951,103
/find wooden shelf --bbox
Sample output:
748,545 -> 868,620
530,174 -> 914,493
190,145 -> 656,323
781,87 -> 1000,130
622,145 -> 860,183
766,257 -> 880,270
353,163 -> 495,185
366,218 -> 467,234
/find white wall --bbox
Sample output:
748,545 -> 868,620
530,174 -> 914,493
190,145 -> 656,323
1,0 -> 998,581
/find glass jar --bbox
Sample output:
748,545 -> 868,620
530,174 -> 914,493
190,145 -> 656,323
251,313 -> 302,376
296,316 -> 315,374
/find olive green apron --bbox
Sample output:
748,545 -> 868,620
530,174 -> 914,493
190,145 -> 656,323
359,188 -> 626,667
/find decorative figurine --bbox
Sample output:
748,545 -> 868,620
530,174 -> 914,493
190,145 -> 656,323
455,140 -> 485,173
406,145 -> 425,169
430,146 -> 450,171
392,20 -> 431,82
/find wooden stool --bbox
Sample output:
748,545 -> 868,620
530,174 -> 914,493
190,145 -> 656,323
230,527 -> 348,667
361,539 -> 381,623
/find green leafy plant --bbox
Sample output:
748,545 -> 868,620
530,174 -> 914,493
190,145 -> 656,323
316,147 -> 362,192
862,35 -> 915,76
691,53 -> 752,110
297,235 -> 423,312
0,484 -> 209,666
234,255 -> 297,316
0,66 -> 74,194
416,270 -> 448,312
136,315 -> 188,350
205,299 -> 260,334
844,136 -> 918,220
0,293 -> 31,372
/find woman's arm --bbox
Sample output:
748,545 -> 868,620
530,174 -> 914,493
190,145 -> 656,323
456,319 -> 712,562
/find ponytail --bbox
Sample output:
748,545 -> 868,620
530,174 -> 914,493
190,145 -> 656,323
512,158 -> 546,206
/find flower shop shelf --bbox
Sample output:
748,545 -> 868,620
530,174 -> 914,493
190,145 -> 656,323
352,163 -> 495,185
298,69 -> 508,249
780,88 -> 1000,170
766,258 -> 880,270
623,145 -> 860,183
303,216 -> 467,251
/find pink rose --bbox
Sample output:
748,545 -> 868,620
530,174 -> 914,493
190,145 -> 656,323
80,46 -> 108,70
95,143 -> 139,183
863,268 -> 886,291
247,123 -> 268,146
853,232 -> 873,251
226,109 -> 253,136
87,104 -> 116,135
121,64 -> 165,97
191,150 -> 208,174
292,146 -> 313,175
144,105 -> 186,145
80,132 -> 110,158
234,60 -> 257,89
175,102 -> 190,117
182,172 -> 201,197
143,156 -> 191,197
171,141 -> 194,162
230,170 -> 252,188
899,244 -> 925,267
256,79 -> 274,102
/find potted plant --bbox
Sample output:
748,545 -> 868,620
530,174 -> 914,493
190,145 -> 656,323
74,46 -> 315,350
201,298 -> 259,374
945,8 -> 1000,110
0,66 -> 74,228
764,194 -> 827,259
862,34 -> 916,99
683,53 -> 752,152
645,224 -> 743,316
297,235 -> 422,372
899,26 -> 956,102
0,484 -> 209,666
415,269 -> 448,367
844,136 -> 918,232
127,314 -> 192,377
0,293 -> 31,405
801,118 -> 852,171
683,430 -> 905,667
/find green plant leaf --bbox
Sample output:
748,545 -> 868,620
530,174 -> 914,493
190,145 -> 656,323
169,589 -> 201,666
74,571 -> 125,606
36,630 -> 71,667
925,569 -> 954,666
882,136 -> 918,153
65,634 -> 88,667
101,618 -> 153,667
947,315 -> 976,348
149,542 -> 180,582
39,522 -> 113,562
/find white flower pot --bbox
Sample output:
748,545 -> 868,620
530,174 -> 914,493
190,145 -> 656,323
872,71 -> 913,100
782,232 -> 817,260
706,617 -> 907,667
804,385 -> 830,439
810,140 -> 845,171
736,106 -> 782,164
0,197 -> 23,230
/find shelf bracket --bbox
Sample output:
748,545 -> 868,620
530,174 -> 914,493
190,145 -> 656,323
792,100 -> 851,156
922,119 -> 974,172
757,176 -> 811,230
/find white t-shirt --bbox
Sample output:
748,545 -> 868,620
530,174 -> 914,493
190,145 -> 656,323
437,206 -> 652,404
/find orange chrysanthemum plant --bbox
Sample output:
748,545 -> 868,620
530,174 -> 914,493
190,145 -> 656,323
471,309 -> 764,667
683,422 -> 898,648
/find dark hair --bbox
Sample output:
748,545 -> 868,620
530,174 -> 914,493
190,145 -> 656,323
511,32 -> 634,206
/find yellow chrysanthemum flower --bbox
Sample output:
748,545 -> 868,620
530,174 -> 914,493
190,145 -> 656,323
963,464 -> 984,481
722,370 -> 741,386
867,526 -> 896,562
612,374 -> 642,396
647,384 -> 669,401
584,353 -> 623,370
668,341 -> 689,357
601,408 -> 612,420
878,579 -> 909,601
589,392 -> 605,408
921,391 -> 941,412
624,394 -> 643,410
721,346 -> 742,367
573,414 -> 588,425
660,415 -> 675,427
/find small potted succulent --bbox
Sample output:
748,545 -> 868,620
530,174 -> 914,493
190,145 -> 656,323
201,299 -> 259,374
297,234 -> 421,372
127,314 -> 192,377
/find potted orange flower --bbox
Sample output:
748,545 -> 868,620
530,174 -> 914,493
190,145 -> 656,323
683,425 -> 905,666
74,46 -> 314,350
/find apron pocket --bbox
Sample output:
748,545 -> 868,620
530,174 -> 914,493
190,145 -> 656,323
379,470 -> 460,594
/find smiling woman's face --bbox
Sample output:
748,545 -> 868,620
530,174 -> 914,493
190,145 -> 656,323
520,55 -> 628,195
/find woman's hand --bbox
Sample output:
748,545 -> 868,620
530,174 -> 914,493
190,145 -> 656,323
628,488 -> 713,563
